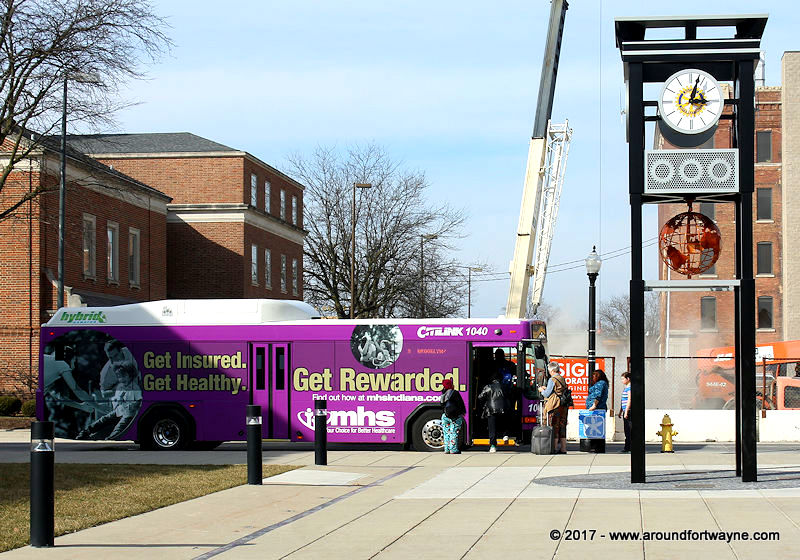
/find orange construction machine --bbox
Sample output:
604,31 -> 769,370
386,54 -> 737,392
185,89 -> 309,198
693,340 -> 800,410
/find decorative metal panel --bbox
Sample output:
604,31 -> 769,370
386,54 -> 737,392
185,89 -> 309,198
644,149 -> 739,194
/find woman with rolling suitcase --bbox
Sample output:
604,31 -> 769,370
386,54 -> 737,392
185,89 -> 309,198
539,362 -> 569,454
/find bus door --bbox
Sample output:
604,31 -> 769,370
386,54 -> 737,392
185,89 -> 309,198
270,343 -> 290,439
250,343 -> 291,439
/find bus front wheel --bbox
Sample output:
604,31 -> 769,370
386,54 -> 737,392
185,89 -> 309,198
145,412 -> 189,450
411,409 -> 445,452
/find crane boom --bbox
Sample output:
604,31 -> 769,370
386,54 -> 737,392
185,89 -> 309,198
529,121 -> 571,310
533,0 -> 569,138
505,0 -> 570,319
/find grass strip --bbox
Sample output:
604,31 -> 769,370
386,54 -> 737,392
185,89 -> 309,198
0,463 -> 297,552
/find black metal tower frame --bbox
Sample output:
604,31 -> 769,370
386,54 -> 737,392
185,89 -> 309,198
615,14 -> 767,483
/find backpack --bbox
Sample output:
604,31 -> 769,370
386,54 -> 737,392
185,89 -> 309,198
559,385 -> 574,408
443,389 -> 461,420
553,375 -> 573,408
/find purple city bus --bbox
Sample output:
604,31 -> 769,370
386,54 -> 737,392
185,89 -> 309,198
37,299 -> 548,451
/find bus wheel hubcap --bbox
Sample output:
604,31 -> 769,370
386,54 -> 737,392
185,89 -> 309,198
153,419 -> 180,447
421,419 -> 444,449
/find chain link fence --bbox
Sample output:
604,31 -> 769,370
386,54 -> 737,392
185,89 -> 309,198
630,356 -> 800,410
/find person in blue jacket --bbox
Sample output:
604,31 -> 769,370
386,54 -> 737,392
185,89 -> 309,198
586,369 -> 609,411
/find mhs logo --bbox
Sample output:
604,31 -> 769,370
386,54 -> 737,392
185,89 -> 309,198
297,406 -> 395,430
416,326 -> 464,339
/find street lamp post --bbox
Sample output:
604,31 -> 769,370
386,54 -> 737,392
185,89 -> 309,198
57,79 -> 68,310
585,246 -> 602,378
419,234 -> 437,318
583,246 -> 602,453
57,72 -> 100,310
466,266 -> 483,318
350,182 -> 372,318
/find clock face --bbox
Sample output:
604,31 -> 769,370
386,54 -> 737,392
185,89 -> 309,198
658,69 -> 722,135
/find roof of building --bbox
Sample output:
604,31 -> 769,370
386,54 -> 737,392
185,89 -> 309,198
67,131 -> 308,191
65,132 -> 237,155
28,132 -> 172,201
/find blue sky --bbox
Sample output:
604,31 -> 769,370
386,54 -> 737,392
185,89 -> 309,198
108,1 -> 794,319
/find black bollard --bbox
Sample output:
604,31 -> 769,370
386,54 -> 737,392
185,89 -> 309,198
30,421 -> 54,548
246,405 -> 262,485
314,399 -> 327,466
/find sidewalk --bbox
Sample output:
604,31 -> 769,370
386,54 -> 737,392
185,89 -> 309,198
3,440 -> 800,559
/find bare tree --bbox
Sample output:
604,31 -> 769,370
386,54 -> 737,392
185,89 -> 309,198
597,294 -> 631,339
598,292 -> 660,350
288,144 -> 466,318
0,0 -> 171,222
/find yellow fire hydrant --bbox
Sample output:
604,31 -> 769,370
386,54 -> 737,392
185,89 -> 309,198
656,414 -> 678,453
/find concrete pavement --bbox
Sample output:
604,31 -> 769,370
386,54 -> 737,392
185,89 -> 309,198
3,431 -> 800,559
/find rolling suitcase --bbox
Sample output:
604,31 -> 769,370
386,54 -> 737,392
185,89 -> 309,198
531,402 -> 555,455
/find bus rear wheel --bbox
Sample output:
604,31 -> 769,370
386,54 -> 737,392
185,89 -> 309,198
145,412 -> 189,451
411,409 -> 445,452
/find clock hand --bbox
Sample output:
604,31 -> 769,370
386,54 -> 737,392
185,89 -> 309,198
689,75 -> 700,103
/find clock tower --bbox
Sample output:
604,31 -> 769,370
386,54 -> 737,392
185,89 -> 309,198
615,15 -> 767,483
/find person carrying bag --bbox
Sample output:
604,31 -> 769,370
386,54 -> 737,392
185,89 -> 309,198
440,379 -> 466,454
539,362 -> 570,454
478,376 -> 506,453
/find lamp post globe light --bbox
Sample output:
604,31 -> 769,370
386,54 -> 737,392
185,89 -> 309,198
57,71 -> 101,310
585,246 -> 602,379
350,182 -> 372,319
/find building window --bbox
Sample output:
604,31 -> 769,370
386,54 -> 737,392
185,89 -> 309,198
699,202 -> 714,221
128,228 -> 140,286
280,254 -> 287,293
703,261 -> 716,276
264,180 -> 271,214
280,189 -> 286,220
106,221 -> 119,283
292,195 -> 298,225
82,214 -> 96,278
758,297 -> 773,329
701,297 -> 716,330
250,174 -> 257,206
757,188 -> 772,220
292,258 -> 299,296
264,249 -> 272,289
757,131 -> 772,163
757,242 -> 773,275
251,244 -> 258,285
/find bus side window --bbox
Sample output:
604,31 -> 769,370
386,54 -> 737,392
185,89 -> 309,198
256,347 -> 266,391
276,347 -> 285,391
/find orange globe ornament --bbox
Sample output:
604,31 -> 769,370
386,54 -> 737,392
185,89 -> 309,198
659,206 -> 721,278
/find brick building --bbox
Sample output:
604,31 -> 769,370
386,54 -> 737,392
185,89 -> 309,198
67,133 -> 307,301
0,137 -> 171,394
0,132 -> 307,396
658,52 -> 797,355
